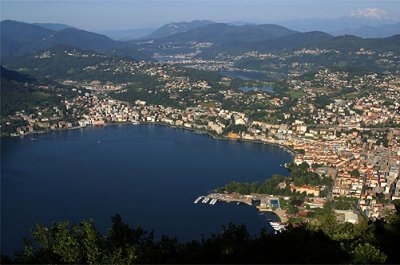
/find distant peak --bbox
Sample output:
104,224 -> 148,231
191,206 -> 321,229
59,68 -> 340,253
350,8 -> 389,20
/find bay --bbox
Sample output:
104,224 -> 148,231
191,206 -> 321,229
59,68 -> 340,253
1,124 -> 291,255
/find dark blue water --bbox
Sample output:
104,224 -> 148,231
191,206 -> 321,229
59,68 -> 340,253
240,86 -> 274,93
1,124 -> 291,255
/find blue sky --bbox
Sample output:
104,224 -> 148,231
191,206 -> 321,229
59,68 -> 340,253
1,0 -> 399,30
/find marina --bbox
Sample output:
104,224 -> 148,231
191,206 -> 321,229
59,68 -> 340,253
194,196 -> 218,205
194,192 -> 288,229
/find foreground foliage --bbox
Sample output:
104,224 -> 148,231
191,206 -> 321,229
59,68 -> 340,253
2,205 -> 399,264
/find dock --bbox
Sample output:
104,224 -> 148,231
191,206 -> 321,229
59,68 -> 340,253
202,197 -> 210,203
209,198 -> 218,205
194,196 -> 203,204
269,221 -> 286,234
194,192 -> 288,225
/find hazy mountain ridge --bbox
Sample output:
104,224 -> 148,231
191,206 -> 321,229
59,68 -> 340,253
145,20 -> 215,39
155,23 -> 298,44
0,20 -> 150,60
331,23 -> 400,38
2,19 -> 399,62
100,28 -> 156,41
148,22 -> 399,56
279,16 -> 398,34
33,23 -> 75,31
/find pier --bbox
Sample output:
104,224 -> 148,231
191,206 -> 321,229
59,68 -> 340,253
194,193 -> 288,224
194,196 -> 203,204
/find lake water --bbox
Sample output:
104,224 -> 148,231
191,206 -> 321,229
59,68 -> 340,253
219,70 -> 271,81
239,86 -> 274,93
1,124 -> 291,255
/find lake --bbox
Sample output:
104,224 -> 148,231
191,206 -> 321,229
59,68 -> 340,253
219,70 -> 271,81
1,124 -> 292,255
239,86 -> 274,93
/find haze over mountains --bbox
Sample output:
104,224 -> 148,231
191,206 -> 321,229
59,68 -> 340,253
1,19 -> 399,63
0,20 -> 150,60
331,23 -> 400,38
279,17 -> 399,36
32,23 -> 75,31
153,23 -> 297,44
145,20 -> 214,39
96,17 -> 400,41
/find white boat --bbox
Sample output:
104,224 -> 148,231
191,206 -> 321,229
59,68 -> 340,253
202,197 -> 210,203
194,196 -> 203,204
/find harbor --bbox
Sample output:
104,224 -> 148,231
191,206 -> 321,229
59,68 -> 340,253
194,192 -> 287,232
194,196 -> 219,205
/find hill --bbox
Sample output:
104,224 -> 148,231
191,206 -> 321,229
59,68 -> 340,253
157,23 -> 297,44
145,20 -> 215,39
0,66 -> 69,120
0,20 -> 150,60
2,46 -> 126,81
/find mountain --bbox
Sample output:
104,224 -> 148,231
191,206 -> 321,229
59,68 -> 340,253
0,20 -> 150,60
218,32 -> 400,56
2,45 -> 148,82
332,23 -> 400,38
99,28 -> 156,41
149,20 -> 399,56
279,17 -> 397,34
37,28 -> 119,52
1,20 -> 54,57
33,23 -> 75,31
145,20 -> 215,39
199,31 -> 332,56
1,20 -> 117,57
157,23 -> 297,44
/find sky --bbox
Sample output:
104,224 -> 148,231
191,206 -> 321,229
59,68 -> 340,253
1,0 -> 400,30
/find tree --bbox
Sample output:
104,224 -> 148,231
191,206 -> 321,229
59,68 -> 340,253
350,169 -> 360,177
353,243 -> 387,264
287,205 -> 299,214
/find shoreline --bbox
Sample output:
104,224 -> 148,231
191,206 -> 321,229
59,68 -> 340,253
4,121 -> 296,158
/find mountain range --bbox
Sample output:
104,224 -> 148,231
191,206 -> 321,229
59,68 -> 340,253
142,22 -> 399,56
101,17 -> 400,41
1,19 -> 399,62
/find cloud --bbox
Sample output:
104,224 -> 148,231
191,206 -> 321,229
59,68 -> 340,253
350,8 -> 388,20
